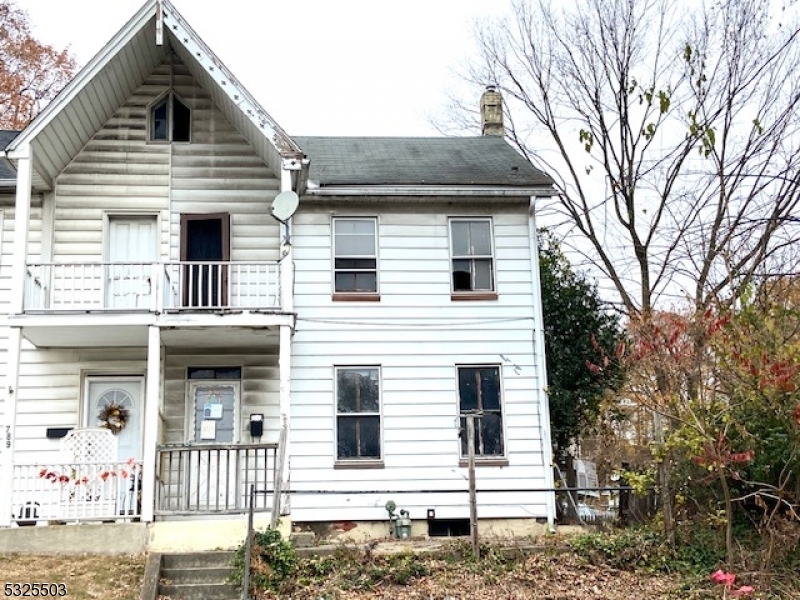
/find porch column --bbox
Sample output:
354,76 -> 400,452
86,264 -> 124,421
0,146 -> 34,527
0,328 -> 23,527
141,325 -> 162,522
10,144 -> 33,315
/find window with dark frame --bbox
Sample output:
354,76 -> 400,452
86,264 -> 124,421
335,367 -> 381,460
458,366 -> 504,457
449,218 -> 494,293
333,218 -> 378,294
150,93 -> 191,142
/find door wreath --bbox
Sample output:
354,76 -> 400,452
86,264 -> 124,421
98,403 -> 129,435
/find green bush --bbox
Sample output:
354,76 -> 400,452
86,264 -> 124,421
230,528 -> 298,593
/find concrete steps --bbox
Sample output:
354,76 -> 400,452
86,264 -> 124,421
158,551 -> 239,600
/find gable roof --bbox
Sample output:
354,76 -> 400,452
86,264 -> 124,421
6,0 -> 301,190
294,136 -> 553,193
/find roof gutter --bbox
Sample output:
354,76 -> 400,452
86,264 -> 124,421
303,186 -> 555,197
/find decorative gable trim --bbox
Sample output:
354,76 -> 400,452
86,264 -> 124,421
7,0 -> 301,163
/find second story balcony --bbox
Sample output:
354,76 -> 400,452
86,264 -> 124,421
24,260 -> 284,314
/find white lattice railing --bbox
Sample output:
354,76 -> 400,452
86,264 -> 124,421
12,460 -> 143,524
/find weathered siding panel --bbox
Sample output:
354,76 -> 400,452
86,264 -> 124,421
290,203 -> 550,522
161,349 -> 280,445
12,346 -> 148,465
53,56 -> 280,265
54,59 -> 171,262
168,60 -> 280,263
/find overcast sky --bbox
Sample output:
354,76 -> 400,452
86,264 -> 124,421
15,0 -> 507,137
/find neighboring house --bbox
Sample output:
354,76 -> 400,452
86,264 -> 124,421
0,0 -> 556,549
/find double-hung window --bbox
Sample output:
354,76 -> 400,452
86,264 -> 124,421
333,218 -> 378,297
335,367 -> 381,461
458,365 -> 504,458
449,218 -> 495,296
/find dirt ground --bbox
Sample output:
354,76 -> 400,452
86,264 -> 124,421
1,550 -> 682,600
0,554 -> 145,600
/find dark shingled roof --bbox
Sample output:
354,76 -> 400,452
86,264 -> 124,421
294,136 -> 553,188
0,130 -> 20,181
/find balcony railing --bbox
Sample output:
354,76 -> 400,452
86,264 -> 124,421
12,460 -> 143,524
24,261 -> 281,312
155,443 -> 278,515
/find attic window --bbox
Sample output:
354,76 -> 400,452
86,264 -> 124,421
150,93 -> 191,142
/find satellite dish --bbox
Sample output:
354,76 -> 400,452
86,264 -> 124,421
271,191 -> 299,222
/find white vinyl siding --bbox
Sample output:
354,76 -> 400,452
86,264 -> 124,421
52,55 -> 280,266
162,351 -> 280,446
290,203 -> 550,522
10,345 -> 149,466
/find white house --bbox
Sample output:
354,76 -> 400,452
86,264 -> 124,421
0,0 -> 556,549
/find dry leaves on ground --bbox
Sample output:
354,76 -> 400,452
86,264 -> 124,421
259,551 -> 680,600
0,553 -> 146,600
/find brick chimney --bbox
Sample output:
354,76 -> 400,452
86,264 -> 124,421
480,85 -> 504,136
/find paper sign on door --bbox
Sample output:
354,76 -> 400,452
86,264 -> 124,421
200,420 -> 216,440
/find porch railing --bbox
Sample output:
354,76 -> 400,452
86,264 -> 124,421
162,261 -> 281,310
23,261 -> 281,312
155,443 -> 278,516
11,460 -> 143,524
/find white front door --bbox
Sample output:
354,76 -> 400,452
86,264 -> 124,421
85,377 -> 144,463
107,216 -> 158,309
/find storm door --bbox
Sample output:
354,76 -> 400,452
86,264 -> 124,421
187,380 -> 239,511
180,214 -> 230,307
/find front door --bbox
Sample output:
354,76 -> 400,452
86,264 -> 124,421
107,216 -> 158,309
85,377 -> 144,515
85,377 -> 144,463
180,214 -> 230,307
188,381 -> 239,510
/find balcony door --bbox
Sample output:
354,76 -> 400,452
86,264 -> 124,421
106,216 -> 158,309
180,214 -> 230,307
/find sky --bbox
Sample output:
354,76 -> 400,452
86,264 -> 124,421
15,0 -> 509,137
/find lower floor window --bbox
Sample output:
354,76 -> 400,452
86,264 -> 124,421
336,366 -> 381,460
458,365 -> 504,457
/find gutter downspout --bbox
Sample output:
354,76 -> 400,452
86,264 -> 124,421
528,194 -> 557,532
276,164 -> 297,522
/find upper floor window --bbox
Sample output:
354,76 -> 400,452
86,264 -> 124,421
150,93 -> 191,142
449,218 -> 495,295
335,366 -> 382,462
333,217 -> 378,296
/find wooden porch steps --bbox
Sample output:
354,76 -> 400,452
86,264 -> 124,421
158,551 -> 239,600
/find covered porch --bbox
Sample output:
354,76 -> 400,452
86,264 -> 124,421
2,323 -> 292,528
